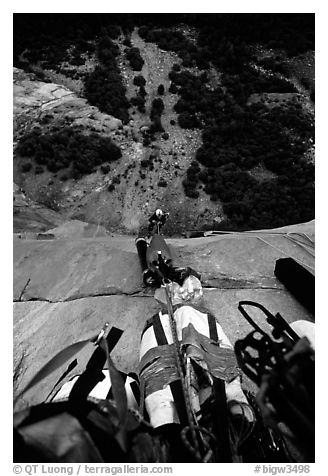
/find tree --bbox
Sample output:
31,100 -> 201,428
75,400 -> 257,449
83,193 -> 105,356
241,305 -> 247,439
158,178 -> 167,187
178,112 -> 201,129
125,47 -> 144,71
158,84 -> 165,95
133,75 -> 146,86
21,162 -> 32,173
169,83 -> 178,94
15,126 -> 122,179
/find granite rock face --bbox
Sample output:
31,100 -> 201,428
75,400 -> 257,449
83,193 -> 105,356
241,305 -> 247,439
14,184 -> 65,233
13,67 -> 122,137
13,220 -> 314,409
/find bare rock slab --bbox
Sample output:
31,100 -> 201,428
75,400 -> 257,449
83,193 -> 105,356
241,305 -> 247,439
14,295 -> 160,408
14,238 -> 145,302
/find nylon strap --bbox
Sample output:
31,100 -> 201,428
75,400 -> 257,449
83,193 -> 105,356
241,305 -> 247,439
14,326 -> 124,409
207,312 -> 219,342
14,336 -> 97,407
69,327 -> 123,404
212,377 -> 232,462
45,359 -> 78,402
98,336 -> 128,452
143,312 -> 188,425
153,313 -> 168,345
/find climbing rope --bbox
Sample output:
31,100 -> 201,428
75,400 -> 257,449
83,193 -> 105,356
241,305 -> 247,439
164,282 -> 216,462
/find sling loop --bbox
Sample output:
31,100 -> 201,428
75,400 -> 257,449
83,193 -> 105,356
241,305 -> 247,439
14,323 -> 122,408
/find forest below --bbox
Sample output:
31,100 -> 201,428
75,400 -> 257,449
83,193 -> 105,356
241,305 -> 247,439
13,13 -> 314,231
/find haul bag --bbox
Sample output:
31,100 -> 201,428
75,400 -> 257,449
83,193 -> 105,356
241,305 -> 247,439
146,234 -> 172,270
274,258 -> 314,316
135,237 -> 148,272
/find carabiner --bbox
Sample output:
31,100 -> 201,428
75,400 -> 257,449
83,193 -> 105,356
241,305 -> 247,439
93,322 -> 109,346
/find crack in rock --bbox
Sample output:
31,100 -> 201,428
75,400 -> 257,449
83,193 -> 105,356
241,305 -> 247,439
14,275 -> 284,304
14,287 -> 154,304
17,278 -> 31,301
201,274 -> 283,290
203,285 -> 283,291
64,288 -> 150,302
202,281 -> 283,290
40,92 -> 75,110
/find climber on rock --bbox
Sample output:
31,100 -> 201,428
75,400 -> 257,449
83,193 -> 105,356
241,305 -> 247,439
147,209 -> 169,236
136,210 -> 200,288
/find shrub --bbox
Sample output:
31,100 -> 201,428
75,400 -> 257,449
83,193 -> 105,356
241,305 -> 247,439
85,65 -> 129,123
158,84 -> 165,95
83,34 -> 129,123
131,95 -> 145,108
169,83 -> 178,94
150,98 -> 164,119
107,25 -> 121,40
21,162 -> 32,173
140,159 -> 149,167
185,189 -> 199,198
133,75 -> 146,86
178,112 -> 201,129
125,47 -> 144,71
158,178 -> 167,187
149,98 -> 165,134
139,26 -> 208,71
123,38 -> 132,47
34,184 -> 62,211
138,26 -> 149,37
310,87 -> 315,102
100,164 -> 111,174
149,116 -> 164,133
35,165 -> 44,174
300,77 -> 311,89
108,184 -> 115,191
139,85 -> 147,97
15,126 -> 122,178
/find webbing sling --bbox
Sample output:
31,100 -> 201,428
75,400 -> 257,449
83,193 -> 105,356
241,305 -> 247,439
14,334 -> 99,406
212,378 -> 232,462
14,326 -> 126,426
14,324 -> 129,453
152,312 -> 189,427
205,311 -> 232,462
69,327 -> 124,405
152,313 -> 168,346
45,359 -> 78,402
126,379 -> 141,405
207,312 -> 219,342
